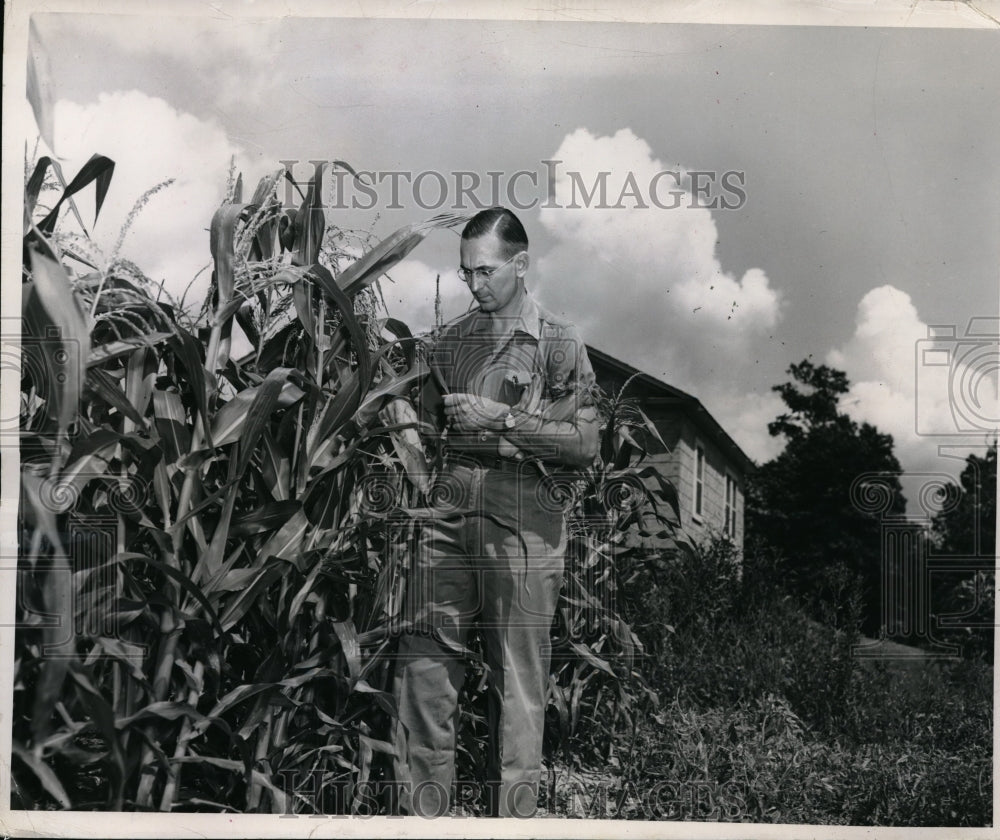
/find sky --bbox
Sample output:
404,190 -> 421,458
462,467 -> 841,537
16,7 -> 1000,502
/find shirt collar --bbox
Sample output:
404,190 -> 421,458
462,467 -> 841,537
470,291 -> 541,341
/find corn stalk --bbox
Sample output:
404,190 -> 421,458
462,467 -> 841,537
14,153 -> 691,814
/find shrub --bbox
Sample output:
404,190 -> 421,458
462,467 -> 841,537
619,534 -> 992,826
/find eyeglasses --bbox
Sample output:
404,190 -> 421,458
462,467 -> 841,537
456,252 -> 519,285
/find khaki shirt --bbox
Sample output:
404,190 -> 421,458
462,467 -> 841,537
418,292 -> 596,465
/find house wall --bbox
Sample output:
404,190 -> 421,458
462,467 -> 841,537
589,359 -> 747,552
635,407 -> 745,551
668,416 -> 745,548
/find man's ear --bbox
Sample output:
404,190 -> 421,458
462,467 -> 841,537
516,251 -> 530,277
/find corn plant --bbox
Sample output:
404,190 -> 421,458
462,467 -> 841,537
542,382 -> 693,770
15,153 -> 693,814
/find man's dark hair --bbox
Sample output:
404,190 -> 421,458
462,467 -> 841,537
461,207 -> 528,258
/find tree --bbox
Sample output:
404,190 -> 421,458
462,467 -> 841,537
746,360 -> 906,631
931,443 -> 996,558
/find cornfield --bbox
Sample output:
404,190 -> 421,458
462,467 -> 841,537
14,153 -> 691,814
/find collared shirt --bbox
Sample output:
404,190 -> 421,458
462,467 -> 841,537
418,291 -> 596,461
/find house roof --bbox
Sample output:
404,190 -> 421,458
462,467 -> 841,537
586,345 -> 756,475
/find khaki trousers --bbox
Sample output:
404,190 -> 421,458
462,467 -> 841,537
391,463 -> 565,818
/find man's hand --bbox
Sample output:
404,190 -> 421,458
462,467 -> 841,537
442,393 -> 507,433
379,396 -> 420,430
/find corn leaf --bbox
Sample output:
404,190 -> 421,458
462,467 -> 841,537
31,556 -> 75,745
209,203 -> 245,308
24,155 -> 56,225
257,509 -> 310,567
27,18 -> 56,153
547,675 -> 570,738
171,756 -> 287,814
67,666 -> 125,802
119,553 -> 224,636
235,300 -> 261,348
47,430 -> 119,512
249,170 -> 283,261
27,253 -> 92,438
199,445 -> 241,585
287,560 -> 326,629
116,702 -> 208,730
260,428 -> 291,501
230,500 -> 302,538
152,389 -> 191,465
235,367 -> 297,477
292,275 -> 317,339
296,163 -> 325,267
331,620 -> 362,683
336,212 -> 469,297
87,332 -> 174,368
567,640 -> 616,677
353,358 -> 429,428
219,563 -> 286,631
12,744 -> 71,809
85,368 -> 147,428
168,330 -> 213,449
212,378 -> 304,448
86,637 -> 151,688
37,154 -> 115,235
309,263 -> 371,393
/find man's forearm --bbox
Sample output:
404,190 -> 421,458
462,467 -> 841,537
504,403 -> 599,468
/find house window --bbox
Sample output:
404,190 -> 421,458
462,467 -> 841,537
694,444 -> 705,518
724,474 -> 738,537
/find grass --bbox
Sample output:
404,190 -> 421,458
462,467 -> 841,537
571,537 -> 995,826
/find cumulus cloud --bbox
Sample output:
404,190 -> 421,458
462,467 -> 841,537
538,127 -> 781,335
379,258 -> 472,334
534,126 -> 784,462
706,389 -> 787,466
828,285 -> 998,484
52,91 -> 266,307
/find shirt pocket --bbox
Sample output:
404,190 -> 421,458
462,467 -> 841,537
499,367 -> 533,406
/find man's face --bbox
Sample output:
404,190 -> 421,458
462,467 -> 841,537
459,233 -> 524,313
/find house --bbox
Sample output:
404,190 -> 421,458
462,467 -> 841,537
586,346 -> 756,552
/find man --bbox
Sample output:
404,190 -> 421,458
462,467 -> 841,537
390,206 -> 599,818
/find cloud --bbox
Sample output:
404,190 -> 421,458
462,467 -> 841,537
828,285 -> 998,483
45,89 -> 472,342
39,13 -> 284,108
534,126 -> 784,462
52,90 -> 265,307
96,14 -> 280,64
708,390 -> 787,467
539,127 -> 780,335
379,258 -> 472,334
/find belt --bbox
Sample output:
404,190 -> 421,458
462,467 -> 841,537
445,450 -> 540,475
